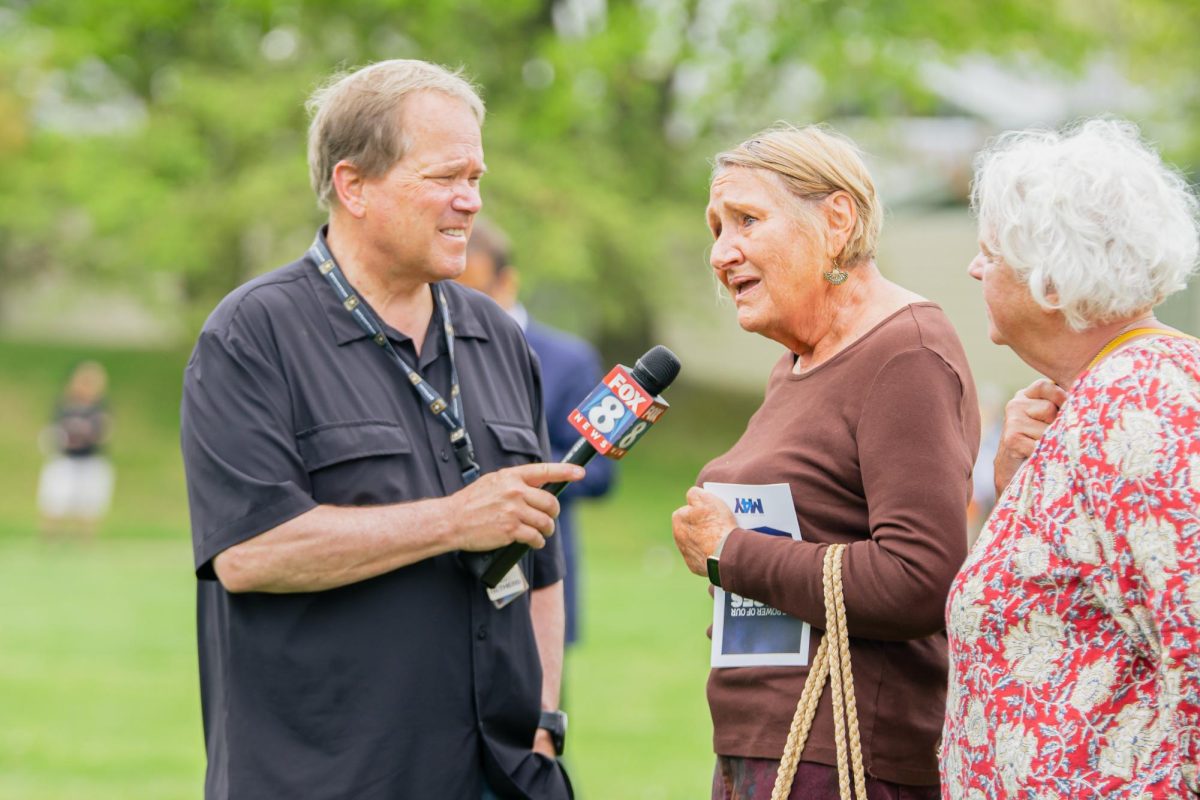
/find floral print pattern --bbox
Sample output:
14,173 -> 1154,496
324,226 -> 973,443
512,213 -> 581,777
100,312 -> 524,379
941,337 -> 1200,799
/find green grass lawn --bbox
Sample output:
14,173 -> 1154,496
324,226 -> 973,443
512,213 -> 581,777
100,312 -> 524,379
0,337 -> 761,799
0,539 -> 201,800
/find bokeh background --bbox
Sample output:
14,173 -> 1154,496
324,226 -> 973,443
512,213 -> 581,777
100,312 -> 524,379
1,1 -> 1198,798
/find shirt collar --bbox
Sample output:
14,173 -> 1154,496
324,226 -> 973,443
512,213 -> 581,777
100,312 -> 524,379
304,226 -> 490,348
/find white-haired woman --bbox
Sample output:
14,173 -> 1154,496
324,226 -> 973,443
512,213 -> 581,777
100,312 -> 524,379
941,119 -> 1200,799
672,124 -> 981,799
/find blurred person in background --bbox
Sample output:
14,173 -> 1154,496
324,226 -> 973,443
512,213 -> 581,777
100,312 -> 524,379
941,119 -> 1200,799
458,217 -> 615,655
966,383 -> 1005,544
180,60 -> 580,799
671,124 -> 980,799
37,360 -> 113,539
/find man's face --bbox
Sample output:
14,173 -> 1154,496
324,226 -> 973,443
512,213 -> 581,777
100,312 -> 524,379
360,91 -> 485,285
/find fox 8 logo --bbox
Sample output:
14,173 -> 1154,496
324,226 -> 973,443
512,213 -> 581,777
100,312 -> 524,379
577,386 -> 638,444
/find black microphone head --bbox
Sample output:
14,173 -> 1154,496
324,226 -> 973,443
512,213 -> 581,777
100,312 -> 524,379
630,345 -> 681,396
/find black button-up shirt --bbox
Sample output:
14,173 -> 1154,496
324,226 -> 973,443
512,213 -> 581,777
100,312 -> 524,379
181,242 -> 567,799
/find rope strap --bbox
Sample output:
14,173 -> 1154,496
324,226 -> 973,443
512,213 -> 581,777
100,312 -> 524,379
771,543 -> 867,800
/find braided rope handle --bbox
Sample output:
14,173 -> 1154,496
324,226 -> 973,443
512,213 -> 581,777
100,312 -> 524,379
770,544 -> 867,800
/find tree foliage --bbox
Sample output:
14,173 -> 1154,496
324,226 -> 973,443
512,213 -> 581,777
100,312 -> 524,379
0,0 -> 1188,348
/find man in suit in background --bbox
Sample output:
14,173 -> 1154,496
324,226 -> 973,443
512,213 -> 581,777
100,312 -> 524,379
459,218 -> 615,650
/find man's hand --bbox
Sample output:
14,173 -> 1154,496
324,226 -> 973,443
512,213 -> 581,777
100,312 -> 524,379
994,378 -> 1068,495
671,487 -> 737,577
448,462 -> 585,552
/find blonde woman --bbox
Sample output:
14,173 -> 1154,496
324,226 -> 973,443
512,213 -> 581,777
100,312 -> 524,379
672,125 -> 980,799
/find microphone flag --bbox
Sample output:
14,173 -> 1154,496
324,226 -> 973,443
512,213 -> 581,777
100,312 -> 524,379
567,365 -> 669,459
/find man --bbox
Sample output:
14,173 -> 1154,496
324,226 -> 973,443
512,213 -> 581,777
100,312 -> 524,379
458,219 -> 615,649
181,60 -> 580,799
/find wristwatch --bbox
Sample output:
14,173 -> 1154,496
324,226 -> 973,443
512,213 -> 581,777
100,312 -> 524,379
706,531 -> 732,588
706,552 -> 722,588
538,710 -> 568,756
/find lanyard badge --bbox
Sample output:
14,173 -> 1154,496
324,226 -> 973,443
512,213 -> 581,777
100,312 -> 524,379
308,229 -> 526,607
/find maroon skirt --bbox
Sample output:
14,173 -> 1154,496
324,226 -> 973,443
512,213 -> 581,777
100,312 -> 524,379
712,757 -> 939,800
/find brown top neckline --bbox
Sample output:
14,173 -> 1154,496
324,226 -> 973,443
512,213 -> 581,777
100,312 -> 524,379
788,302 -> 939,381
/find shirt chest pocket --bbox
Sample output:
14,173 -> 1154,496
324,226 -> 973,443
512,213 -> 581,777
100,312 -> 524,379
296,422 -> 417,506
483,419 -> 543,467
297,421 -> 413,471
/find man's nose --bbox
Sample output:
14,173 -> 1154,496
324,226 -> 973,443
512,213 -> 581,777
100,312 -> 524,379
455,183 -> 482,214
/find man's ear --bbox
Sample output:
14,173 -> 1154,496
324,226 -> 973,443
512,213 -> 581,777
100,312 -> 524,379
332,160 -> 368,218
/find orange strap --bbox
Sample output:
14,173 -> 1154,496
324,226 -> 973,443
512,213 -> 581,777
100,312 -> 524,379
1087,327 -> 1200,371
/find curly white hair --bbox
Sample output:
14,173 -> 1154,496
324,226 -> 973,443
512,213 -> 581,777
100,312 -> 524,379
971,118 -> 1200,330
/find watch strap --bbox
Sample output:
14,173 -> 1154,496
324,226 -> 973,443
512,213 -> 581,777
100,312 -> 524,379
707,530 -> 732,588
706,554 -> 722,588
538,709 -> 567,756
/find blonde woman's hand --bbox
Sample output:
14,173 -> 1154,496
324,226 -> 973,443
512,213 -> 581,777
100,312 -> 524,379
671,487 -> 737,577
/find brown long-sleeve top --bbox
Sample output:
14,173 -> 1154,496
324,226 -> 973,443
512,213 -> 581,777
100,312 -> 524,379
697,303 -> 980,786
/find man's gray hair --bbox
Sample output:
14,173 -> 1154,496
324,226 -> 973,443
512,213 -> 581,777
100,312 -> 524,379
306,59 -> 485,210
972,118 -> 1200,330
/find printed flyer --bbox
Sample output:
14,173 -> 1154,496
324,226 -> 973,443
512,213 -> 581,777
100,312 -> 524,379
703,482 -> 811,668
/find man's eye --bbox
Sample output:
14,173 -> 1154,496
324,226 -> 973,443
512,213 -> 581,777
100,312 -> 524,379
741,214 -> 757,227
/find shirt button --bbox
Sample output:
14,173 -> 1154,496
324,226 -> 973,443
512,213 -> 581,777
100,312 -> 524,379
476,625 -> 488,641
440,449 -> 450,462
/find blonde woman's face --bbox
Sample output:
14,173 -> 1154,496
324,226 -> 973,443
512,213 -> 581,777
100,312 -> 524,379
706,167 -> 824,347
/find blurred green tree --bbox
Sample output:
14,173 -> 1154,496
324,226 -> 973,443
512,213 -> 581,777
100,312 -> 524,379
0,0 -> 1186,351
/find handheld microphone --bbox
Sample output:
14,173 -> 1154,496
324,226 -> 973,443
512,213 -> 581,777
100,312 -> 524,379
464,345 -> 681,588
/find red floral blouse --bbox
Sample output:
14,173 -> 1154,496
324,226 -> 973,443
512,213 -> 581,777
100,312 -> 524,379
941,336 -> 1200,799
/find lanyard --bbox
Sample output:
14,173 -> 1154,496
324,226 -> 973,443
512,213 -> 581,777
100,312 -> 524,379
307,229 -> 482,485
1087,327 -> 1200,371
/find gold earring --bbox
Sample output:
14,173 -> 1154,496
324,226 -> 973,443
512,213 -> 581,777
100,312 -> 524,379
823,258 -> 848,285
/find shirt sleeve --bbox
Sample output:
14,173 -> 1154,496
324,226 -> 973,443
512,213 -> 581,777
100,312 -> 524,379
1070,364 -> 1200,792
181,308 -> 317,579
722,347 -> 977,640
